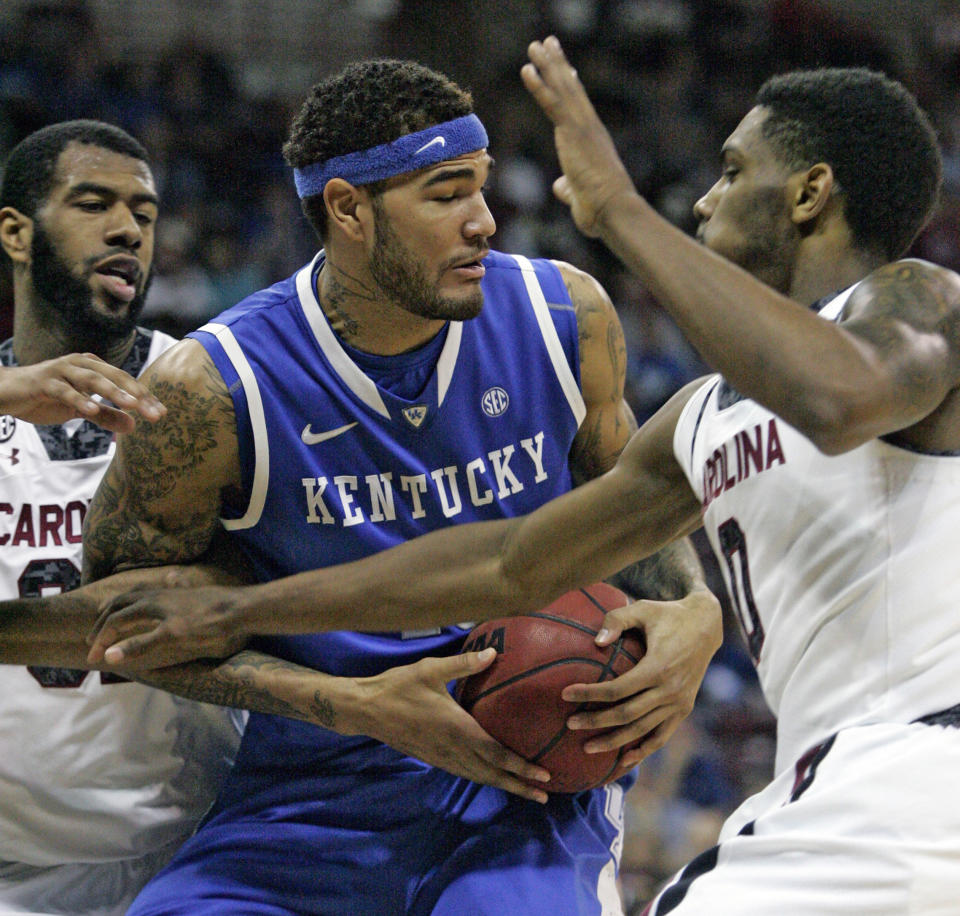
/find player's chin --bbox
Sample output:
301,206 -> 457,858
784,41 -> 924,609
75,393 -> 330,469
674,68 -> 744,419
92,290 -> 136,318
439,289 -> 484,321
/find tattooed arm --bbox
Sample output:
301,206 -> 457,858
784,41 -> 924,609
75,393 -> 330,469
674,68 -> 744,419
120,646 -> 550,802
75,338 -> 552,800
815,260 -> 960,453
82,340 -> 238,581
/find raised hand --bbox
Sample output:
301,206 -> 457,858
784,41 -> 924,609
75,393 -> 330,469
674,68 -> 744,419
521,36 -> 637,237
0,353 -> 165,432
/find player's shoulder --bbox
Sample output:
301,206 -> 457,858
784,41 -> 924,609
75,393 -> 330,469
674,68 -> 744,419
484,252 -> 599,291
136,337 -> 229,406
843,258 -> 960,327
871,256 -> 960,285
480,249 -> 575,313
546,259 -> 617,327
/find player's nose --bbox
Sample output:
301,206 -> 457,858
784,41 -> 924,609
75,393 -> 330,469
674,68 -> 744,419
104,204 -> 143,250
693,182 -> 720,223
465,193 -> 496,240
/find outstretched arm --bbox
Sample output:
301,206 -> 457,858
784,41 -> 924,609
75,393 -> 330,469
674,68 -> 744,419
0,582 -> 550,801
0,560 -> 247,668
91,269 -> 718,672
90,380 -> 710,662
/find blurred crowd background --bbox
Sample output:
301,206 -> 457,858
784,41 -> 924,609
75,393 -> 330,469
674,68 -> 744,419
2,0 -> 958,909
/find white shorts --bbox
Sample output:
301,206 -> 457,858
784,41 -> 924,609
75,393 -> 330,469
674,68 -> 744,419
645,720 -> 960,915
0,842 -> 177,916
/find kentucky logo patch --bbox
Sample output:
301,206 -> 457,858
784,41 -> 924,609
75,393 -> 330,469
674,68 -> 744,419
402,405 -> 428,428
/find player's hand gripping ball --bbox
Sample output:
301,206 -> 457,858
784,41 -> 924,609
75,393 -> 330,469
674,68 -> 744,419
455,583 -> 645,793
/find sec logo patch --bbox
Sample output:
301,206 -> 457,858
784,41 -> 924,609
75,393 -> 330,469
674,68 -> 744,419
481,387 -> 509,417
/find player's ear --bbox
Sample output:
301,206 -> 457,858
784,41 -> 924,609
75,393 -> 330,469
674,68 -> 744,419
0,206 -> 33,265
323,179 -> 372,243
790,162 -> 834,227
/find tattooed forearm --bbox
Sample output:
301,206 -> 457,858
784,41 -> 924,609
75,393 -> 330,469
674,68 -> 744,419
311,694 -> 336,729
132,650 -> 339,730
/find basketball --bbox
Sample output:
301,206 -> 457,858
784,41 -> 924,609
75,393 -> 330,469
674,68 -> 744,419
455,583 -> 645,793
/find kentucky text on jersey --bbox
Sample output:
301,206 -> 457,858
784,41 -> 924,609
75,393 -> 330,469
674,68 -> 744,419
701,418 -> 785,509
0,499 -> 87,546
302,431 -> 548,525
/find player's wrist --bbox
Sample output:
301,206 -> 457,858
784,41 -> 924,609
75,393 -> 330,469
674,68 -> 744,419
686,585 -> 723,652
0,365 -> 37,415
229,584 -> 268,638
316,673 -> 378,737
594,185 -> 648,240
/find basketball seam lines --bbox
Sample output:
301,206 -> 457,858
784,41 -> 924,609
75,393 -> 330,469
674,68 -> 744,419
523,612 -> 643,664
462,657 -> 615,705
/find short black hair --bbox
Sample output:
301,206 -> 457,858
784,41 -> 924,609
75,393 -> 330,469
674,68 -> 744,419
755,68 -> 941,260
282,59 -> 475,240
1,119 -> 149,218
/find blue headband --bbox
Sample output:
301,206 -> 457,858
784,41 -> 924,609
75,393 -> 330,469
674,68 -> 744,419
293,113 -> 488,199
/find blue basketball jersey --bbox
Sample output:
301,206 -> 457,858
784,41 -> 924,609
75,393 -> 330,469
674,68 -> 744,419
190,249 -> 584,768
131,251 -> 629,916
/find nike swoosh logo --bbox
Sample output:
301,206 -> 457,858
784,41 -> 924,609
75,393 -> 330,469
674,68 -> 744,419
301,421 -> 359,445
415,136 -> 446,156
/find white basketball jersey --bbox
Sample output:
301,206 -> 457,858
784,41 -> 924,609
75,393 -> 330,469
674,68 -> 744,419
0,330 -> 242,867
674,287 -> 960,777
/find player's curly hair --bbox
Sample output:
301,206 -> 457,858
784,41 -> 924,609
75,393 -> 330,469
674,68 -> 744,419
755,68 -> 941,261
283,59 -> 475,240
1,119 -> 149,219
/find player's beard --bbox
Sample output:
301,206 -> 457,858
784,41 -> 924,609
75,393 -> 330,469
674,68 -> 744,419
29,220 -> 152,352
369,198 -> 485,322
